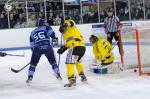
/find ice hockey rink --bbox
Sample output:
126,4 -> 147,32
0,46 -> 150,99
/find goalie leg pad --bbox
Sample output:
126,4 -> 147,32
90,62 -> 122,74
89,63 -> 108,74
107,62 -> 122,73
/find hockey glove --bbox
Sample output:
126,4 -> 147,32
57,45 -> 67,54
59,25 -> 66,33
30,46 -> 35,52
0,52 -> 7,57
52,38 -> 58,47
59,23 -> 69,33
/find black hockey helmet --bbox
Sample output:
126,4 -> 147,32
89,35 -> 98,44
36,18 -> 46,27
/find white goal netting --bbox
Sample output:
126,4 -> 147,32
120,26 -> 150,75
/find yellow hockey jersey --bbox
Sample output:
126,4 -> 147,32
63,19 -> 85,49
93,37 -> 114,64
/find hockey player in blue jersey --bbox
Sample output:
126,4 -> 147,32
26,19 -> 62,83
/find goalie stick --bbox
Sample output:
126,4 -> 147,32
11,62 -> 30,73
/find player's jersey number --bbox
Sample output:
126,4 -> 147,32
33,31 -> 47,42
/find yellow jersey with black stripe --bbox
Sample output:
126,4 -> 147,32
93,37 -> 114,64
63,19 -> 85,49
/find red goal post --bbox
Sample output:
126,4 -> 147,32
119,25 -> 150,76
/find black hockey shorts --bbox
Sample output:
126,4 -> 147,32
66,46 -> 86,64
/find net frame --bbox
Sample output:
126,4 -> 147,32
119,28 -> 150,76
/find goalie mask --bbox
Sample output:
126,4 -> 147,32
89,35 -> 98,44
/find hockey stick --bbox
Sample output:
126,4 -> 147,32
104,41 -> 124,71
58,34 -> 63,66
6,54 -> 24,57
6,51 -> 25,57
112,41 -> 118,49
11,62 -> 30,73
103,41 -> 118,60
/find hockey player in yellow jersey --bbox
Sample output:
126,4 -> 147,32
58,17 -> 87,87
89,35 -> 114,65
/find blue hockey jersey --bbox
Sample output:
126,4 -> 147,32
30,26 -> 57,49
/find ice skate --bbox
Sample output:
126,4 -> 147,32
56,73 -> 62,80
64,79 -> 76,87
26,76 -> 33,83
79,72 -> 87,82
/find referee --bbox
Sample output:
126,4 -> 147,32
104,7 -> 122,55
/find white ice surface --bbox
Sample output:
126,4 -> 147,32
0,46 -> 150,99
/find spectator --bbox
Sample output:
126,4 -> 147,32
72,12 -> 80,24
134,8 -> 143,20
88,11 -> 95,23
0,1 -> 64,29
83,11 -> 90,23
47,13 -> 54,25
17,4 -> 24,14
130,3 -> 136,20
124,6 -> 129,20
54,14 -> 61,25
92,10 -> 98,22
14,19 -> 26,28
0,13 -> 8,29
118,8 -> 127,21
9,13 -> 16,28
146,9 -> 150,19
28,14 -> 37,27
100,10 -> 107,22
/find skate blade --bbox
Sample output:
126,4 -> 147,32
64,85 -> 76,89
26,80 -> 32,86
26,82 -> 32,86
64,83 -> 76,88
82,80 -> 88,84
57,77 -> 63,81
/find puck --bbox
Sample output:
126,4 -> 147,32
134,69 -> 137,72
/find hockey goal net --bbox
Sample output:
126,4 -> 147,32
119,24 -> 150,76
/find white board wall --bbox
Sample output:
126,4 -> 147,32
0,21 -> 150,50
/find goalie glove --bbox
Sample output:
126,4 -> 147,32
52,38 -> 58,47
0,52 -> 7,57
57,45 -> 67,54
